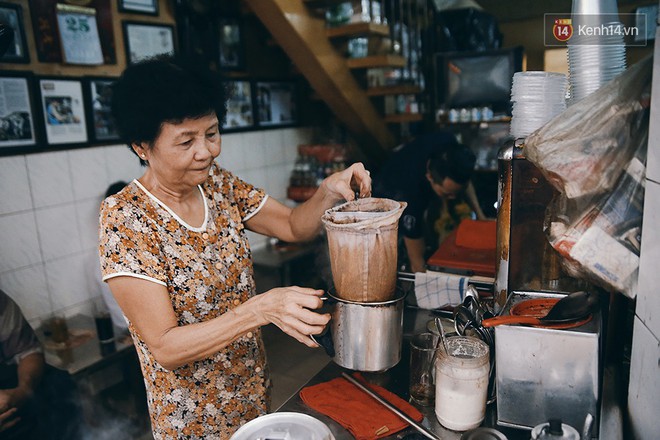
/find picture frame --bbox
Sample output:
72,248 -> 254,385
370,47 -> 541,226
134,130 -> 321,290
118,0 -> 159,16
0,71 -> 39,155
222,80 -> 254,132
254,80 -> 298,128
83,77 -> 120,143
122,21 -> 175,65
218,17 -> 245,71
36,77 -> 89,147
0,2 -> 30,63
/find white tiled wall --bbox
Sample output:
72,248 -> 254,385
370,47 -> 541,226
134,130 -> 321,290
0,127 -> 311,324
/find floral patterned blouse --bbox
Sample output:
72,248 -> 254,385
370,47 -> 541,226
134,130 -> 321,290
99,162 -> 270,439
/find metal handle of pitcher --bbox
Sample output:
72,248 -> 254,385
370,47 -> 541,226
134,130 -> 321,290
310,296 -> 335,357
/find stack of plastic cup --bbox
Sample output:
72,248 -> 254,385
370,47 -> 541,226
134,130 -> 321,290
567,0 -> 626,104
509,71 -> 568,139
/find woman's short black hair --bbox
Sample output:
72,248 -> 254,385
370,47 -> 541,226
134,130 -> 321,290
111,56 -> 226,163
428,143 -> 476,185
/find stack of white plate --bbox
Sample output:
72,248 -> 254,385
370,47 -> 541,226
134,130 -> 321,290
567,21 -> 627,104
509,71 -> 568,139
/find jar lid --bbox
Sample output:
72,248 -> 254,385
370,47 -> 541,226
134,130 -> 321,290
460,427 -> 508,440
531,419 -> 580,440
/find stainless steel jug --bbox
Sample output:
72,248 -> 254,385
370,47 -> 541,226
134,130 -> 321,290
312,290 -> 405,372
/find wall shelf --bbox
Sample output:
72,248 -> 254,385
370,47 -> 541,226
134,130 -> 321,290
346,54 -> 407,69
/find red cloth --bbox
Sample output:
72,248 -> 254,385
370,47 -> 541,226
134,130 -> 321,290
454,219 -> 497,250
299,373 -> 424,440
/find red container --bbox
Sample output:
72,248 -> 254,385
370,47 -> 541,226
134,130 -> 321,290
426,219 -> 497,277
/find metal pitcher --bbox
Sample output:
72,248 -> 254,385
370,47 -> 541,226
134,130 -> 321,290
312,290 -> 405,372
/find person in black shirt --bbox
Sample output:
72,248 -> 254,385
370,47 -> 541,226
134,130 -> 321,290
0,289 -> 83,439
373,131 -> 485,273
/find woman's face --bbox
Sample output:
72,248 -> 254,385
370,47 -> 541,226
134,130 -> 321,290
138,114 -> 221,190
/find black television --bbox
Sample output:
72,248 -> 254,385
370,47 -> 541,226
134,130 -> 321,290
434,46 -> 524,114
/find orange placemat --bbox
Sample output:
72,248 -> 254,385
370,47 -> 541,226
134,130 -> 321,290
299,373 -> 423,440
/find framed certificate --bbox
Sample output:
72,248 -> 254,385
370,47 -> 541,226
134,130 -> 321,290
0,2 -> 30,63
37,77 -> 89,147
118,0 -> 158,16
123,21 -> 175,64
0,71 -> 39,155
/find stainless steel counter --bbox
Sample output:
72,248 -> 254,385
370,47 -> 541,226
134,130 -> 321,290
276,307 -> 527,440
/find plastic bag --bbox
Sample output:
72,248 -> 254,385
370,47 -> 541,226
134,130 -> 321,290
525,56 -> 651,203
525,56 -> 652,298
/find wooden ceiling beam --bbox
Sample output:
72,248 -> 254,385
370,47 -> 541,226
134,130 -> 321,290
244,0 -> 396,161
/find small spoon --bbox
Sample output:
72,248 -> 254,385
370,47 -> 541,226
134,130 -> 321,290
435,317 -> 450,355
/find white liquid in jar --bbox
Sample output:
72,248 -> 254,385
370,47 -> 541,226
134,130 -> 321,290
434,336 -> 490,431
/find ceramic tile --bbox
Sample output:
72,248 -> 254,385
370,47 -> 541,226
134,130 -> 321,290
45,254 -> 90,312
247,132 -> 268,169
218,134 -> 245,173
267,164 -> 291,201
104,145 -> 143,184
283,137 -> 299,164
0,265 -> 50,323
34,204 -> 82,261
0,212 -> 42,273
76,199 -> 103,251
250,168 -> 268,192
638,180 -> 660,337
0,156 -> 32,215
69,147 -> 110,200
264,133 -> 285,165
27,151 -> 74,208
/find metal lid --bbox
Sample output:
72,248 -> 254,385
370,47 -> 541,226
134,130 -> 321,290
460,427 -> 508,440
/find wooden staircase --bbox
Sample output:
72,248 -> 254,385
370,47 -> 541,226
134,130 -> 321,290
245,0 -> 422,162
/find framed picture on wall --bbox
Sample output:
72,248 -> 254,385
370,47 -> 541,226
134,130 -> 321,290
223,80 -> 254,131
254,80 -> 298,128
36,77 -> 89,146
84,77 -> 120,143
218,18 -> 245,71
123,21 -> 175,64
0,2 -> 30,63
0,72 -> 38,155
118,0 -> 158,16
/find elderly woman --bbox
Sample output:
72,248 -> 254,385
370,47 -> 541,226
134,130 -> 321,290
99,57 -> 371,439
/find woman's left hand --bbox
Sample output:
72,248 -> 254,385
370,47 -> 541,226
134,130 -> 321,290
320,162 -> 372,203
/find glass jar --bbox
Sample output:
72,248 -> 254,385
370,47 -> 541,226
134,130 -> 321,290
434,336 -> 490,431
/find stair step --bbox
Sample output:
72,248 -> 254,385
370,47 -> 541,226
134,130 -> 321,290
326,22 -> 390,38
346,54 -> 406,69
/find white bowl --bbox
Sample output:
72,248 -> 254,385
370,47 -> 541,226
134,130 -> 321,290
230,412 -> 336,440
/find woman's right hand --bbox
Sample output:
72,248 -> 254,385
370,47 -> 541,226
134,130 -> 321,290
251,286 -> 330,347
